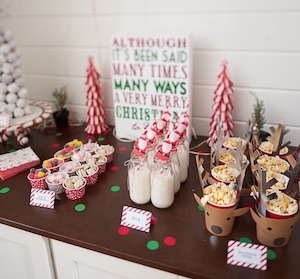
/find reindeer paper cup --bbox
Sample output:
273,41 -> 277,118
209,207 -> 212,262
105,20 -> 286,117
76,164 -> 99,186
250,206 -> 300,247
27,168 -> 50,190
200,183 -> 248,236
96,145 -> 115,163
63,176 -> 86,200
46,171 -> 68,194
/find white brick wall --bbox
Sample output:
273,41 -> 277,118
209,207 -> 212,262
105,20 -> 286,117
5,0 -> 300,145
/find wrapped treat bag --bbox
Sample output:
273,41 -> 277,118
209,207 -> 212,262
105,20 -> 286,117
151,140 -> 174,209
127,136 -> 151,205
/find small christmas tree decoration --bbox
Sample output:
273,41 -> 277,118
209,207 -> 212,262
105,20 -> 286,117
85,57 -> 109,135
207,61 -> 234,147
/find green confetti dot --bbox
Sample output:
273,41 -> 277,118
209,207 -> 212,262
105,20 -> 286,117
8,149 -> 16,153
267,249 -> 277,260
75,204 -> 86,212
5,140 -> 13,145
98,137 -> 105,142
147,240 -> 159,251
198,205 -> 204,211
239,237 -> 252,244
0,187 -> 10,194
111,185 -> 120,192
56,132 -> 63,137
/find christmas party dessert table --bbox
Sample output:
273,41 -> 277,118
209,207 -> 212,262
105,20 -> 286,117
0,125 -> 299,279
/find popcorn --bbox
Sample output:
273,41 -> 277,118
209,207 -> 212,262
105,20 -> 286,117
201,182 -> 237,206
259,141 -> 288,156
257,155 -> 290,173
266,191 -> 298,216
219,151 -> 247,164
211,165 -> 236,183
267,171 -> 289,190
223,137 -> 246,150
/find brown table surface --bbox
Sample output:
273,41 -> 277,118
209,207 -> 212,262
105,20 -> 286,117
0,125 -> 299,279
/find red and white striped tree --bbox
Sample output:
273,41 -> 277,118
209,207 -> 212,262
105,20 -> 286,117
207,61 -> 234,147
85,57 -> 109,135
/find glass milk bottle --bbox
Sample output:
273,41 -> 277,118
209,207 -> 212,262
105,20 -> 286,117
176,131 -> 189,183
151,141 -> 174,208
143,127 -> 157,169
127,137 -> 151,204
167,129 -> 181,193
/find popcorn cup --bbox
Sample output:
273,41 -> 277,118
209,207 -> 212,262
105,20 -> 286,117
87,155 -> 107,175
258,141 -> 289,157
46,171 -> 69,194
63,176 -> 86,200
76,164 -> 99,186
96,145 -> 115,163
27,168 -> 50,190
222,137 -> 246,151
59,161 -> 81,176
250,206 -> 300,247
211,165 -> 237,185
42,157 -> 64,173
201,183 -> 248,236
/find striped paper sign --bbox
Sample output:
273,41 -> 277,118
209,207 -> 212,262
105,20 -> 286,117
30,188 -> 55,209
227,240 -> 267,270
121,206 -> 152,232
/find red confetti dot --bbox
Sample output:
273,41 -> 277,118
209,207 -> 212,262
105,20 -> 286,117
111,166 -> 119,171
119,147 -> 127,152
151,216 -> 158,224
118,226 -> 129,235
164,236 -> 176,246
87,135 -> 94,140
52,143 -> 60,148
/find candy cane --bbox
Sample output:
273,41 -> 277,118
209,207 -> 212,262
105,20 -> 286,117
0,131 -> 12,143
14,128 -> 30,145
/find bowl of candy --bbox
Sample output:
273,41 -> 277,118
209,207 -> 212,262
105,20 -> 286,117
63,176 -> 86,200
42,157 -> 64,173
27,168 -> 50,189
46,171 -> 69,194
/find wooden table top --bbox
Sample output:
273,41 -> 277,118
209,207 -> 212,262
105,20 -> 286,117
0,126 -> 299,279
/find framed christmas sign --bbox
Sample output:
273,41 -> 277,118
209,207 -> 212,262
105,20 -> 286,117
111,35 -> 192,140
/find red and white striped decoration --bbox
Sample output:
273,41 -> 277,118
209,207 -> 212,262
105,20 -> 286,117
30,188 -> 55,209
121,206 -> 152,232
0,130 -> 11,143
227,240 -> 267,271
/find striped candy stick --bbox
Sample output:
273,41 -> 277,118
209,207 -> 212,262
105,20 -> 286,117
0,130 -> 12,143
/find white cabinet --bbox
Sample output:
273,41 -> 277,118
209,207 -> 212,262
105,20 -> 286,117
50,239 -> 183,279
0,223 -> 55,279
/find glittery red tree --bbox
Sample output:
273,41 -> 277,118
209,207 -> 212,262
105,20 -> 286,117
207,61 -> 234,147
85,57 -> 109,135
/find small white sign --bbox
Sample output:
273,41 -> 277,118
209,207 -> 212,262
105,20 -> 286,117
30,188 -> 55,209
0,113 -> 10,128
120,206 -> 152,232
227,240 -> 267,270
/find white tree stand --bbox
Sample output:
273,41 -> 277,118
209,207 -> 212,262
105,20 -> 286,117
0,101 -> 52,145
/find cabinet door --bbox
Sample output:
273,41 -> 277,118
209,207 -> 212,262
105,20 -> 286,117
0,223 -> 55,279
51,239 -> 178,279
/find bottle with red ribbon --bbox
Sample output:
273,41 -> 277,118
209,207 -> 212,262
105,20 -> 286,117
127,136 -> 151,204
151,140 -> 174,208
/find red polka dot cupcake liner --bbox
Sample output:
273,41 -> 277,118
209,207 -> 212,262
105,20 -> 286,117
106,153 -> 114,163
85,172 -> 98,186
28,178 -> 48,189
64,186 -> 86,200
97,163 -> 106,174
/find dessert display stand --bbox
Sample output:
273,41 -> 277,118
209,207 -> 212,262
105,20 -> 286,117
0,101 -> 52,145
